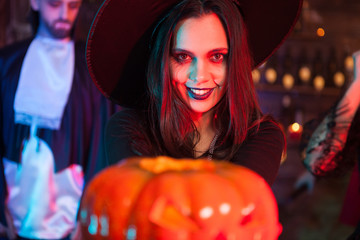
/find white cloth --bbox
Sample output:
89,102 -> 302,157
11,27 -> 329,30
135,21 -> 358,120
3,121 -> 84,239
13,36 -> 74,130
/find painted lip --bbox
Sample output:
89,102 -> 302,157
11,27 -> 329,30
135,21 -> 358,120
187,87 -> 214,100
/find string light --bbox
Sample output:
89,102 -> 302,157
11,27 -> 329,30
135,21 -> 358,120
333,71 -> 345,87
282,95 -> 291,108
344,55 -> 354,72
313,75 -> 325,91
282,73 -> 295,90
298,66 -> 311,83
265,68 -> 277,84
252,69 -> 261,84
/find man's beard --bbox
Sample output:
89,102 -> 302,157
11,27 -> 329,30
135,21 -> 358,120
46,19 -> 73,39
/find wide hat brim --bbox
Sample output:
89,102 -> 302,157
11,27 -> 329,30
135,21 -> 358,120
86,0 -> 303,108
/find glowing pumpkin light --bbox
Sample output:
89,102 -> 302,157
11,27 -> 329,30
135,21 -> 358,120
79,156 -> 282,240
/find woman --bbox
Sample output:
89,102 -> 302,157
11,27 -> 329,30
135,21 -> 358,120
86,0 -> 302,186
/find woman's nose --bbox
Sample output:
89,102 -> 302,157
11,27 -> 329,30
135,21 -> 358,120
189,59 -> 210,82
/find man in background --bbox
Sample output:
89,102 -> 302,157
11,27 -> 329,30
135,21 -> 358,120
0,0 -> 117,239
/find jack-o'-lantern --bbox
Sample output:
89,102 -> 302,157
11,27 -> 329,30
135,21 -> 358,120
79,156 -> 282,239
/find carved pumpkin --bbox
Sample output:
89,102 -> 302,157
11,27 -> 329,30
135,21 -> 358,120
79,156 -> 282,239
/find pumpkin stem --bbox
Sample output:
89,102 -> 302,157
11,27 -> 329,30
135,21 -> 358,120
139,156 -> 215,173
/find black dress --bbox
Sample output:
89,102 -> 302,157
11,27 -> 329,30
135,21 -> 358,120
105,109 -> 285,186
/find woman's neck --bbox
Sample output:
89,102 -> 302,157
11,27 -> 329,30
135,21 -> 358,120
192,111 -> 212,132
191,110 -> 217,158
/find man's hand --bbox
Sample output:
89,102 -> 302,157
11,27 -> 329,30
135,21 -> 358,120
0,207 -> 17,240
71,222 -> 82,240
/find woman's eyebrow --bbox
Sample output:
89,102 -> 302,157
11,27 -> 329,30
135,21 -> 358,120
172,48 -> 228,54
208,48 -> 228,54
172,48 -> 193,55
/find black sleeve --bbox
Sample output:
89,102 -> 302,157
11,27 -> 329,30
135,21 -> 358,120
231,120 -> 285,186
82,95 -> 120,183
104,109 -> 139,166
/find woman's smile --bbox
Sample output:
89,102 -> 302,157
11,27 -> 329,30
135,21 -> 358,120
187,87 -> 214,100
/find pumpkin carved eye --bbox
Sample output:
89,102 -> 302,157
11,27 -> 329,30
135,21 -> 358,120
240,203 -> 255,225
149,196 -> 199,231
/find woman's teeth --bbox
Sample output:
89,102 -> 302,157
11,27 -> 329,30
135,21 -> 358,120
187,87 -> 214,100
190,88 -> 211,95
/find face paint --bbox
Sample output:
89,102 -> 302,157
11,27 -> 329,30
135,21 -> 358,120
170,13 -> 228,115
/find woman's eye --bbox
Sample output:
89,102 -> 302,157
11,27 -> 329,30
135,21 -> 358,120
210,53 -> 225,63
174,54 -> 191,63
177,54 -> 191,62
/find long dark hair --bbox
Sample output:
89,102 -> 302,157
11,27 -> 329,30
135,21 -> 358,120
131,0 -> 266,159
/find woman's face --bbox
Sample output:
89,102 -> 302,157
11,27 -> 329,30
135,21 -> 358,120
170,13 -> 228,115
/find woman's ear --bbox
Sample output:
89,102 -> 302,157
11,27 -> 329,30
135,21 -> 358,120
29,0 -> 40,11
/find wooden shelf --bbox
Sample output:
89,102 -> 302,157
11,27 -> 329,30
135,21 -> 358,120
255,83 -> 342,97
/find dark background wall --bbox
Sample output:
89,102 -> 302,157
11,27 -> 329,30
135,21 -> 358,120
0,0 -> 101,46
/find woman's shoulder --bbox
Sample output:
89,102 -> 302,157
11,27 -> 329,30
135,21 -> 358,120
231,116 -> 285,185
251,116 -> 284,138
